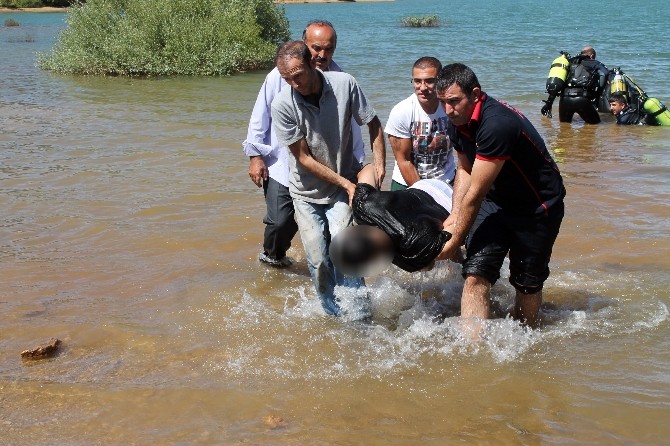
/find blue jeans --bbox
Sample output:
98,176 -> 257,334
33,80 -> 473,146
293,195 -> 366,316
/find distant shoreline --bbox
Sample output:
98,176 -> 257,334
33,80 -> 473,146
0,6 -> 66,13
0,0 -> 393,13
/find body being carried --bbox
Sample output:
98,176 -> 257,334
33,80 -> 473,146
330,163 -> 454,278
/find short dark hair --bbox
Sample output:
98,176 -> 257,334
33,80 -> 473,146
608,92 -> 628,104
302,19 -> 337,45
436,63 -> 481,94
413,56 -> 442,72
275,40 -> 312,70
581,46 -> 596,59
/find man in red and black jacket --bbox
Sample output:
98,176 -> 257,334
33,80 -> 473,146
435,63 -> 566,328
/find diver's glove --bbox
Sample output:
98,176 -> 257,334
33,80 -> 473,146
541,96 -> 555,118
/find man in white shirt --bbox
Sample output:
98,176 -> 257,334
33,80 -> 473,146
385,56 -> 456,191
242,20 -> 365,268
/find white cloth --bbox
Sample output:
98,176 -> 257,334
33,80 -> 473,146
409,178 -> 453,213
385,94 -> 455,186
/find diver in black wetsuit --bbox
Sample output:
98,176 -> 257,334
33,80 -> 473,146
608,92 -> 657,126
542,46 -> 609,124
559,46 -> 609,124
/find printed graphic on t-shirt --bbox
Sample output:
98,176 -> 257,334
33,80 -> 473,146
410,116 -> 452,180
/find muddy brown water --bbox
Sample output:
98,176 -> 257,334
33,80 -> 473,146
2,3 -> 670,444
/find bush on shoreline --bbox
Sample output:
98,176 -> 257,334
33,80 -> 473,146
400,15 -> 440,28
37,0 -> 290,76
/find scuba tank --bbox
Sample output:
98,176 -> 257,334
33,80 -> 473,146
546,52 -> 570,95
602,67 -> 628,113
610,67 -> 627,96
618,70 -> 670,126
642,97 -> 670,126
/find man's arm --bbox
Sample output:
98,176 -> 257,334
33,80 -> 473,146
346,75 -> 385,186
248,156 -> 267,188
436,155 -> 503,260
243,71 -> 283,187
330,60 -> 367,164
288,137 -> 357,203
367,116 -> 386,188
443,151 -> 471,231
388,135 -> 420,186
356,163 -> 377,187
244,86 -> 271,187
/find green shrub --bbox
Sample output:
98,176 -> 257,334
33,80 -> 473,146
400,15 -> 441,28
38,0 -> 290,76
4,18 -> 20,26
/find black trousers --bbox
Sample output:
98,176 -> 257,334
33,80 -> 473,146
558,95 -> 601,124
262,177 -> 298,260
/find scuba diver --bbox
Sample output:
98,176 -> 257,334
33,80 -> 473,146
607,67 -> 670,126
608,92 -> 651,125
330,163 -> 455,276
542,46 -> 609,124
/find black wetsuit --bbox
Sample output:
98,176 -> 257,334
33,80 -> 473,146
616,107 -> 644,125
616,106 -> 657,125
352,183 -> 450,272
559,58 -> 609,124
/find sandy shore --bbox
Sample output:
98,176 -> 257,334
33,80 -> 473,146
0,6 -> 66,13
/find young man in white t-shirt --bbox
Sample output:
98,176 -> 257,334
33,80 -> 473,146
385,56 -> 456,190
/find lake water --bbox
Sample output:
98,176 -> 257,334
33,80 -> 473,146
1,0 -> 669,444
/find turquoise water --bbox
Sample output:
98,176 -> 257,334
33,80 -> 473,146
1,1 -> 669,444
282,0 -> 670,114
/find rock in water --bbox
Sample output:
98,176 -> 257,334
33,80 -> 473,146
263,415 -> 286,429
21,338 -> 62,359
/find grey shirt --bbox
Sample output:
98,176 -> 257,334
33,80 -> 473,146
271,70 -> 376,204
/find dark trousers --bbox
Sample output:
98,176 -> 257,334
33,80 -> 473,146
558,95 -> 601,124
262,177 -> 298,260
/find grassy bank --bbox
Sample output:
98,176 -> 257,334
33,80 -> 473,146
37,0 -> 290,76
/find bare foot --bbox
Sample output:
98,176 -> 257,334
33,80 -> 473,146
459,317 -> 485,341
